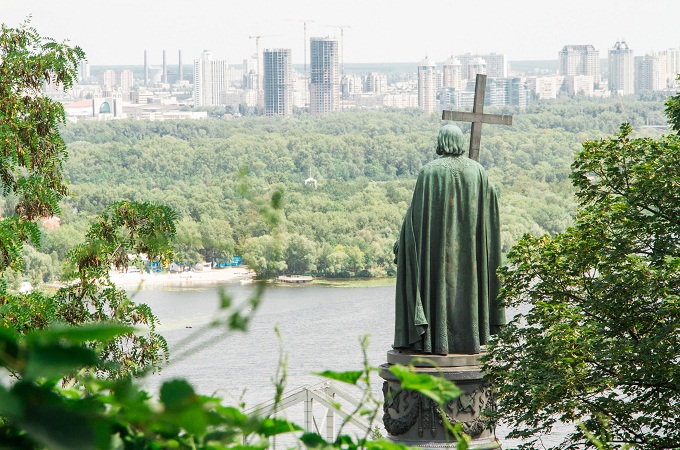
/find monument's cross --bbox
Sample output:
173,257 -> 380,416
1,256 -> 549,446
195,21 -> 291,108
441,73 -> 513,161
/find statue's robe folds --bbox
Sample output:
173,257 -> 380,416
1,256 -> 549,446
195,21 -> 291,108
394,155 -> 504,355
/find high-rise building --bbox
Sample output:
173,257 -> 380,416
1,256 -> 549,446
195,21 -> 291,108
660,48 -> 680,87
144,50 -> 149,86
457,53 -> 507,79
484,53 -> 508,78
162,50 -> 167,84
365,72 -> 387,94
608,40 -> 634,95
418,56 -> 437,114
442,56 -> 462,89
309,37 -> 339,115
467,56 -> 487,80
558,44 -> 600,80
508,77 -> 530,108
78,62 -> 90,84
120,69 -> 134,92
635,53 -> 667,92
341,74 -> 363,98
178,50 -> 183,83
193,50 -> 231,107
263,48 -> 292,117
100,69 -> 116,88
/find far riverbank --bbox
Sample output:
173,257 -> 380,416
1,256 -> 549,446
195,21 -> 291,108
109,268 -> 396,291
109,267 -> 254,290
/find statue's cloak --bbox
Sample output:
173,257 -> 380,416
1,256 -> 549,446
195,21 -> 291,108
394,155 -> 504,354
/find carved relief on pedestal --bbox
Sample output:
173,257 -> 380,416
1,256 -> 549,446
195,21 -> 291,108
439,387 -> 496,437
382,382 -> 421,435
382,381 -> 496,439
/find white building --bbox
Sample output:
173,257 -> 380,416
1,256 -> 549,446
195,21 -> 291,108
100,69 -> 117,88
441,57 -> 462,90
78,62 -> 91,84
120,70 -> 134,92
484,53 -> 508,78
565,75 -> 595,97
341,74 -> 363,98
418,56 -> 437,114
193,50 -> 231,107
365,72 -> 387,94
660,48 -> 680,87
635,53 -> 667,92
528,76 -> 565,100
559,45 -> 599,81
608,40 -> 634,95
457,53 -> 507,79
383,92 -> 418,109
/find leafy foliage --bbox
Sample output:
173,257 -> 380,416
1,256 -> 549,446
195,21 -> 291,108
665,75 -> 680,133
0,22 -> 175,378
1,201 -> 176,378
485,119 -> 680,447
0,20 -> 83,274
0,323 -> 304,450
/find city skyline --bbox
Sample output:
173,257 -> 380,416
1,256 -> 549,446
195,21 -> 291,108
3,0 -> 678,65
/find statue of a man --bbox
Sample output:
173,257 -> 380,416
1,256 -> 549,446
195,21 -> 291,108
393,124 -> 504,355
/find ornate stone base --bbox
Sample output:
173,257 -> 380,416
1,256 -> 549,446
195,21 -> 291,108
380,350 -> 500,449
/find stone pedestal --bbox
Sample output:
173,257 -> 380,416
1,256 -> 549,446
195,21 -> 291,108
380,350 -> 500,449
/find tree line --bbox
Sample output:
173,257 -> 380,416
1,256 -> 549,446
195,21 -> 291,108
10,97 -> 665,283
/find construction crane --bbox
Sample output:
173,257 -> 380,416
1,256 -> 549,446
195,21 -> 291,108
288,19 -> 315,79
323,25 -> 351,75
248,35 -> 265,91
247,34 -> 282,90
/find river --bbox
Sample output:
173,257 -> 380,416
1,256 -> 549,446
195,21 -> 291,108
136,280 -> 568,447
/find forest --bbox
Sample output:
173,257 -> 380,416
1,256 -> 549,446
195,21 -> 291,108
8,97 -> 667,284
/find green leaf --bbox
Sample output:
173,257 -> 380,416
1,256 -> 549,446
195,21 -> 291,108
178,408 -> 208,436
160,379 -> 197,412
21,404 -> 99,450
27,322 -> 134,345
389,364 -> 462,405
300,432 -> 328,448
315,370 -> 364,385
365,439 -> 412,450
0,385 -> 22,417
257,417 -> 301,437
24,344 -> 98,379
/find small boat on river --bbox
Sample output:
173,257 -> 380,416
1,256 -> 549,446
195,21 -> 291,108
277,275 -> 313,284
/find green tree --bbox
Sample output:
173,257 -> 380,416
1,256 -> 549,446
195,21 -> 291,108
241,234 -> 287,278
665,74 -> 680,133
485,117 -> 680,447
200,216 -> 235,263
0,22 -> 176,378
0,20 -> 84,272
283,233 -> 317,274
174,216 -> 204,266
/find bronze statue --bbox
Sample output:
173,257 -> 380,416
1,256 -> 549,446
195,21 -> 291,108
393,124 -> 504,355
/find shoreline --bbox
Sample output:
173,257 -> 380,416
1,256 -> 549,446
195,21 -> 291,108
55,269 -> 399,292
109,267 -> 255,290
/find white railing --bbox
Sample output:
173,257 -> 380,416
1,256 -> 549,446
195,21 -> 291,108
247,381 -> 383,442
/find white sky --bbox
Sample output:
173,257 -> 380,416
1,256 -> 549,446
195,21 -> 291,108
3,0 -> 678,66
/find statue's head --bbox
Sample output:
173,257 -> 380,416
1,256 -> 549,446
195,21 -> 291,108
436,124 -> 465,156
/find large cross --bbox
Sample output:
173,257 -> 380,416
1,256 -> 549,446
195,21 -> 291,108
441,74 -> 513,161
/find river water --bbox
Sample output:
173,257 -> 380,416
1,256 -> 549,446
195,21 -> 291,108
136,280 -> 568,447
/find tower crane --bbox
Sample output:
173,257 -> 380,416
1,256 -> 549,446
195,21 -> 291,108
288,19 -> 316,79
324,25 -> 351,75
247,34 -> 280,91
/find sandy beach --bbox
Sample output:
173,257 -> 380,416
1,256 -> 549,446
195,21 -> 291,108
108,267 -> 255,290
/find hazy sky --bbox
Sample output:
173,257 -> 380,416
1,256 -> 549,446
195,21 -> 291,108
4,0 -> 678,66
